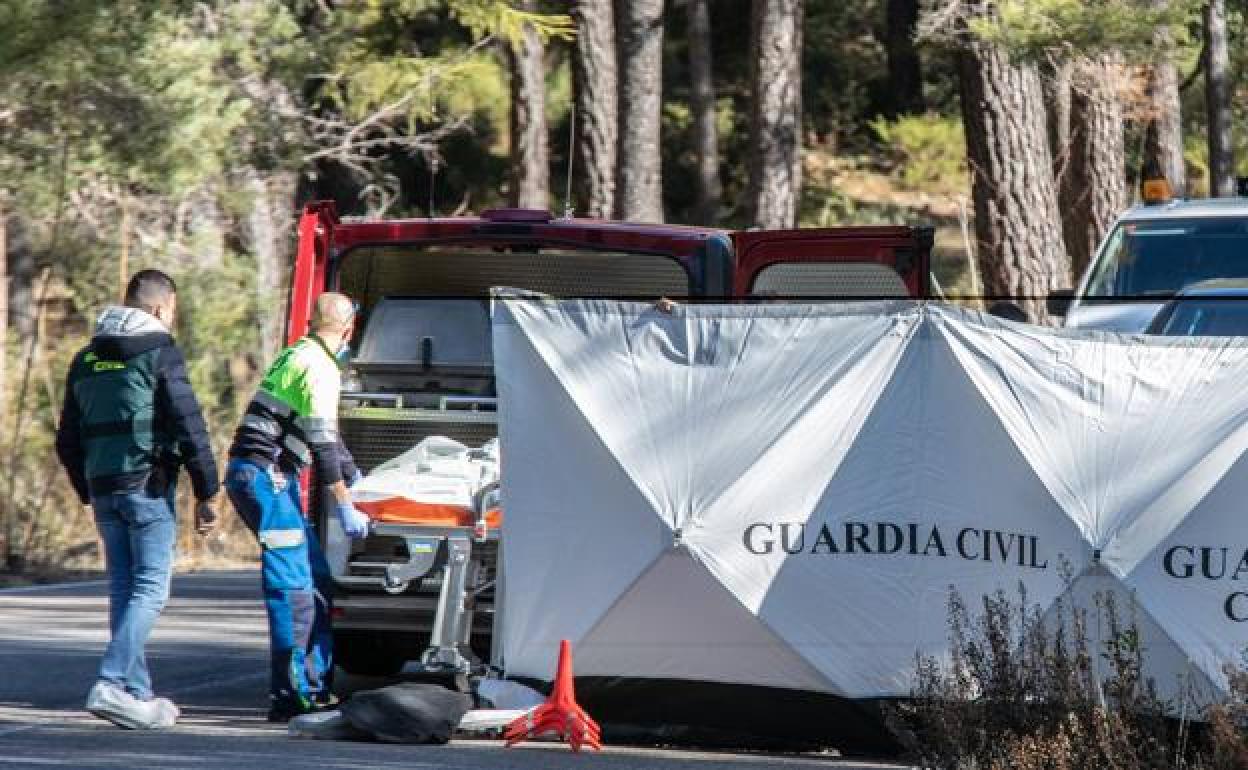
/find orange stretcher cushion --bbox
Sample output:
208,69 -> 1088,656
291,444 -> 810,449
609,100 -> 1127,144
356,498 -> 503,528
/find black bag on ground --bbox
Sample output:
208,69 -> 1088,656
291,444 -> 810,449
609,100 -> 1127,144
339,683 -> 473,744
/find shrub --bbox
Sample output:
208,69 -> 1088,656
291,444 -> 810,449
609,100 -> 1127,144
888,581 -> 1248,769
1206,658 -> 1248,769
870,113 -> 969,197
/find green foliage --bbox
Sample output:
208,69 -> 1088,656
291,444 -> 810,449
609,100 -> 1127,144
450,1 -> 575,46
0,0 -> 560,568
0,0 -> 110,72
871,114 -> 968,196
0,3 -> 156,204
0,0 -> 1239,570
173,254 -> 263,429
325,1 -> 572,125
1184,133 -> 1211,199
800,180 -> 917,227
802,0 -> 887,143
0,0 -> 575,220
129,12 -> 253,190
973,0 -> 1200,59
545,55 -> 572,130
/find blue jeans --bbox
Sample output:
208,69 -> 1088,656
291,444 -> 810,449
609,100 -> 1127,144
224,458 -> 333,711
92,489 -> 177,701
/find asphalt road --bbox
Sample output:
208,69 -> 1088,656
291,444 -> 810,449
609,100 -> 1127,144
0,571 -> 906,769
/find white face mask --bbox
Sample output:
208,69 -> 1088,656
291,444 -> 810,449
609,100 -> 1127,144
337,312 -> 357,364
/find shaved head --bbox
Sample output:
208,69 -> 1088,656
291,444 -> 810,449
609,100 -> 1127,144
311,292 -> 356,333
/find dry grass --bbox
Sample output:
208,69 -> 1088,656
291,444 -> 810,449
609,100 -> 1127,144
889,583 -> 1248,769
800,149 -> 983,308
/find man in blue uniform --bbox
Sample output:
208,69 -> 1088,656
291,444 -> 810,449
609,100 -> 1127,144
225,291 -> 371,721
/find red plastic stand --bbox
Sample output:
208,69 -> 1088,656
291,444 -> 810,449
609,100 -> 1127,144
504,639 -> 602,752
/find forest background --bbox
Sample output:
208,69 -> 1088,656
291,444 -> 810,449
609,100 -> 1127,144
0,0 -> 1243,572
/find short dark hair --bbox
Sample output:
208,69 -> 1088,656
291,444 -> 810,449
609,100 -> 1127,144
124,269 -> 177,312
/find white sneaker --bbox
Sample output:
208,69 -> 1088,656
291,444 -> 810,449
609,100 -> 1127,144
85,681 -> 169,730
149,697 -> 180,728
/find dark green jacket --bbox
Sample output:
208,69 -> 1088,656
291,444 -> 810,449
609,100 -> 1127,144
55,306 -> 219,503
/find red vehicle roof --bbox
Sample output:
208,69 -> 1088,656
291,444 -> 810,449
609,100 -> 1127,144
286,201 -> 933,345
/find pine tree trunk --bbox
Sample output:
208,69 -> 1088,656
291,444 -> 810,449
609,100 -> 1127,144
1062,55 -> 1127,280
0,199 -> 7,432
239,170 -> 298,362
1205,0 -> 1234,197
572,0 -> 618,219
508,2 -> 550,210
6,214 -> 34,341
957,18 -> 1069,320
1042,57 -> 1072,184
748,0 -> 804,230
1142,10 -> 1185,195
884,0 -> 924,116
686,0 -> 721,224
615,0 -> 665,222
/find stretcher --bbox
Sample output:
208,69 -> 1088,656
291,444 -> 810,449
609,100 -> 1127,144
339,439 -> 502,675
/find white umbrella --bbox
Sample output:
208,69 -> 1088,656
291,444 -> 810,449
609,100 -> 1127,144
494,299 -> 1248,706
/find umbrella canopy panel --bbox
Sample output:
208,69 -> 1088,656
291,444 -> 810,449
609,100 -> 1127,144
495,300 -> 1248,704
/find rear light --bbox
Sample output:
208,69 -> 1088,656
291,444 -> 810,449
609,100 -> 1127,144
1141,178 -> 1173,204
331,607 -> 346,619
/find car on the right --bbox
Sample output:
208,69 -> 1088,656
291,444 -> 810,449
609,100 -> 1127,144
1145,279 -> 1248,336
1050,192 -> 1248,332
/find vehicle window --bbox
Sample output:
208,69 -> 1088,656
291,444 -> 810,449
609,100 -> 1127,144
1084,218 -> 1248,300
337,245 -> 691,313
1156,299 -> 1248,336
750,262 -> 908,298
356,298 -> 491,365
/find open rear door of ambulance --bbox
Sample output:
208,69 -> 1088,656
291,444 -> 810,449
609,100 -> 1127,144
731,225 -> 934,300
286,201 -> 339,344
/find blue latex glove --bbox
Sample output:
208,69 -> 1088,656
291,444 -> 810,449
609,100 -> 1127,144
335,502 -> 371,539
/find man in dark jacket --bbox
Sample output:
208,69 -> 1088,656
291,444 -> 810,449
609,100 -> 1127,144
55,269 -> 220,730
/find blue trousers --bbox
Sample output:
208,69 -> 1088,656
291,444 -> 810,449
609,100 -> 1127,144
224,458 -> 333,711
92,489 -> 177,701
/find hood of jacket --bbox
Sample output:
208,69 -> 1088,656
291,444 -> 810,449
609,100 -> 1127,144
91,306 -> 172,359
